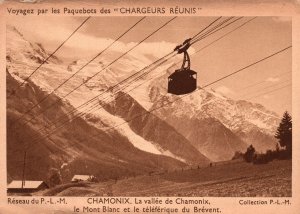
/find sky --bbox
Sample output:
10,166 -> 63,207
7,16 -> 292,115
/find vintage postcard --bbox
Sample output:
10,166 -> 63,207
0,0 -> 299,213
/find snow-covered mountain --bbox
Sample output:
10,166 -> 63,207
134,65 -> 280,160
6,25 -> 280,182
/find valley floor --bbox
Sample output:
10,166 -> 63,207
35,159 -> 291,197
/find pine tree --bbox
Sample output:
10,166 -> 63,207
275,111 -> 292,157
244,144 -> 256,162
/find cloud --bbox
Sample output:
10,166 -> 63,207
15,22 -> 191,60
215,86 -> 234,96
266,77 -> 280,83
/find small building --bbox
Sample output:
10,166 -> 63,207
7,180 -> 49,193
71,175 -> 94,182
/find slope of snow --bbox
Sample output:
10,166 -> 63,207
84,106 -> 186,163
127,83 -> 154,110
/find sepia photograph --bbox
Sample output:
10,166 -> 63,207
6,15 -> 292,198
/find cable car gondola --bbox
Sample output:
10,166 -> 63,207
168,38 -> 197,95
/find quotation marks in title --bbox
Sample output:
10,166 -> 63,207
113,7 -> 202,14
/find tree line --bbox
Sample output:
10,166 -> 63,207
232,111 -> 292,164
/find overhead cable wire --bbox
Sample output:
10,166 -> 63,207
191,16 -> 235,43
237,70 -> 291,91
246,84 -> 292,100
191,16 -> 244,45
242,81 -> 292,100
175,17 -> 257,67
235,77 -> 291,99
190,16 -> 223,41
203,46 -> 292,87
